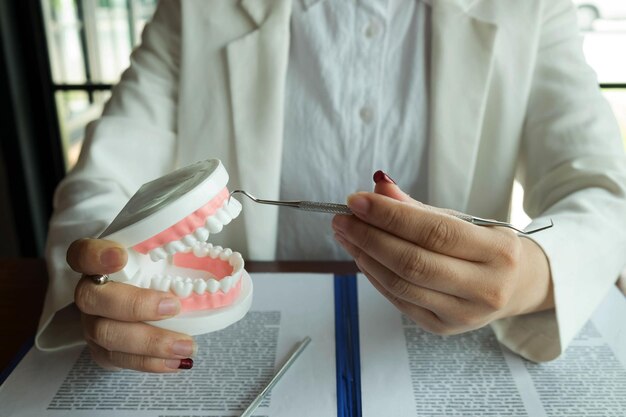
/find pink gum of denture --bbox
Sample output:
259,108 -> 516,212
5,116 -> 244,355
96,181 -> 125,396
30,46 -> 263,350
132,187 -> 230,254
172,252 -> 243,312
173,252 -> 235,279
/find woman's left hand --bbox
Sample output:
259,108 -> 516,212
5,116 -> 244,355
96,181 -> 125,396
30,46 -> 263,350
332,178 -> 554,335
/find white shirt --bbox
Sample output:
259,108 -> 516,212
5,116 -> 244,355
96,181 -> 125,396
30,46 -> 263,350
277,0 -> 431,260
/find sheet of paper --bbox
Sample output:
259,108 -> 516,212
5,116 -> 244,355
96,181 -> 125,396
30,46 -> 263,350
358,275 -> 626,417
0,273 -> 337,417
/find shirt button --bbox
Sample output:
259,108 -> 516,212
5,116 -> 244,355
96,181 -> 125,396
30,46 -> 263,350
364,20 -> 381,38
359,107 -> 374,123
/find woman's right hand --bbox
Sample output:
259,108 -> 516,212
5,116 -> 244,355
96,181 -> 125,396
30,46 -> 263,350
67,238 -> 196,372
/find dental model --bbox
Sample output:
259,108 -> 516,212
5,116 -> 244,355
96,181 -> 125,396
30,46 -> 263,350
99,159 -> 251,335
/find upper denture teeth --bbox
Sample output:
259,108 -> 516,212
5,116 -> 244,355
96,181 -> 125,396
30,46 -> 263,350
149,247 -> 168,262
206,216 -> 223,234
182,234 -> 198,246
193,279 -> 207,294
215,208 -> 232,225
226,198 -> 242,217
165,241 -> 186,255
194,227 -> 210,242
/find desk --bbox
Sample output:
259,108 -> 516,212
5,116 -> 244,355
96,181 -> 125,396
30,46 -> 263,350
0,258 -> 358,373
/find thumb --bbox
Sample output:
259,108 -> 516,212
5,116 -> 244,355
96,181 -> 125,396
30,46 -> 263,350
67,238 -> 128,275
372,170 -> 414,203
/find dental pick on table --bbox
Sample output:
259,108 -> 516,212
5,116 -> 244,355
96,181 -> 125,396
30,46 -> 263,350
239,336 -> 312,417
229,190 -> 553,235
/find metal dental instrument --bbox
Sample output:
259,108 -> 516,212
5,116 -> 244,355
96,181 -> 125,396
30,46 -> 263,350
452,214 -> 554,235
229,190 -> 553,235
230,189 -> 353,215
239,336 -> 312,417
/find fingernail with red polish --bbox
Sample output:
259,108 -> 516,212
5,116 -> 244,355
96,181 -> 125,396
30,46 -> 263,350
179,358 -> 194,369
373,170 -> 396,184
166,358 -> 194,370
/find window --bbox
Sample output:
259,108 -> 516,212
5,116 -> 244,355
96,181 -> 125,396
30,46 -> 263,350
41,0 -> 157,170
574,0 -> 626,146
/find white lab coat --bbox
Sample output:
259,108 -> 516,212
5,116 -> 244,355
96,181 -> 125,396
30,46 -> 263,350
37,0 -> 626,363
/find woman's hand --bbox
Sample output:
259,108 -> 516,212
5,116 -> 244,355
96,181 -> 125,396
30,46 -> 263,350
68,238 -> 196,372
332,176 -> 554,335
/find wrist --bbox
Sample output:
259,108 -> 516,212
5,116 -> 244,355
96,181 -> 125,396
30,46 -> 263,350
505,237 -> 554,318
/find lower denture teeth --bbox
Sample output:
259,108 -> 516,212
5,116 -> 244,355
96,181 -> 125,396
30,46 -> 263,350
193,244 -> 209,257
150,275 -> 162,290
193,279 -> 207,294
139,275 -> 151,289
173,281 -> 193,298
206,216 -> 223,233
159,277 -> 172,292
209,246 -> 222,258
207,279 -> 220,294
221,276 -> 233,292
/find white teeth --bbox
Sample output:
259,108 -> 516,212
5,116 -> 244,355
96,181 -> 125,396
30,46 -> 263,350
137,275 -> 151,288
149,247 -> 168,262
182,234 -> 198,246
207,279 -> 220,293
205,216 -> 223,234
193,244 -> 209,257
159,276 -> 172,292
209,246 -> 222,259
164,241 -> 186,255
146,196 -> 244,262
173,280 -> 193,298
137,245 -> 244,297
221,276 -> 233,292
193,279 -> 207,294
194,227 -> 210,242
219,249 -> 232,261
215,208 -> 232,225
150,275 -> 162,290
226,198 -> 242,217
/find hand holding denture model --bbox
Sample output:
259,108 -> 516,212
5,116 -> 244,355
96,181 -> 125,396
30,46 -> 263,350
99,159 -> 251,335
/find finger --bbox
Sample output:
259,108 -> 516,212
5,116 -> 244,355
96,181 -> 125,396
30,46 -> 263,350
75,276 -> 181,321
87,341 -> 192,373
67,238 -> 127,275
372,170 -> 413,202
334,232 -> 466,313
81,314 -> 196,359
333,216 -> 475,298
346,192 -> 510,262
356,263 -> 451,335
